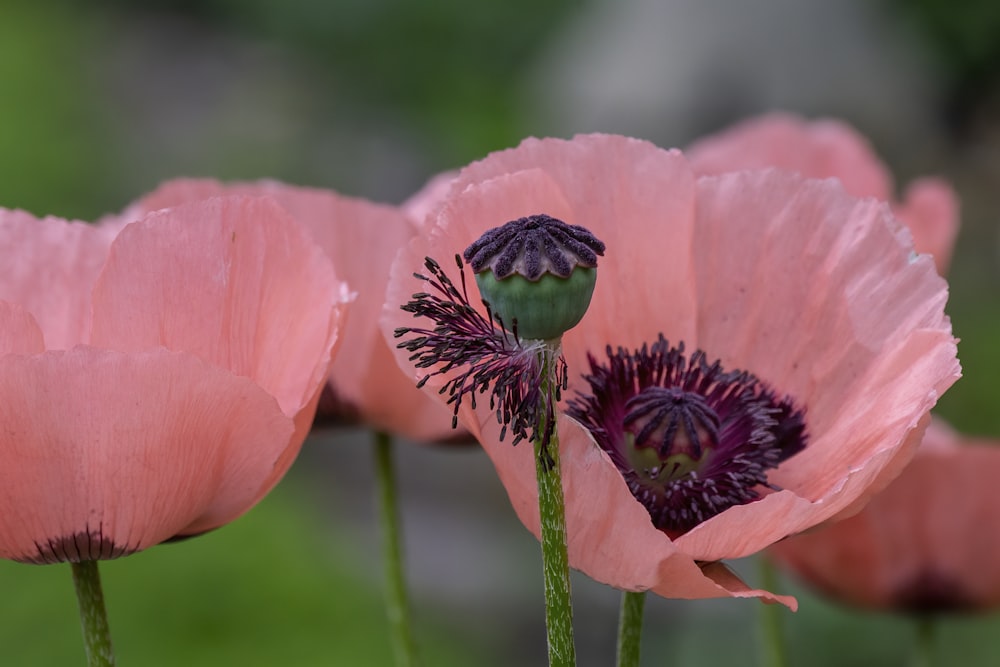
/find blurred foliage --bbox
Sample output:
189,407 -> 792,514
0,4 -> 118,219
892,0 -> 1000,128
94,0 -> 587,165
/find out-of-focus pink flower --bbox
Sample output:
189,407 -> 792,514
686,113 -> 959,273
384,134 -> 960,607
0,197 -> 348,563
114,179 -> 457,443
770,420 -> 1000,612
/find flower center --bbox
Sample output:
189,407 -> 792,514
624,388 -> 718,483
567,335 -> 806,535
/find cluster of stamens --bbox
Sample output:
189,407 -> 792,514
394,255 -> 567,447
567,335 -> 806,534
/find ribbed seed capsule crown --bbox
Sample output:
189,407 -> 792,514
463,214 -> 606,340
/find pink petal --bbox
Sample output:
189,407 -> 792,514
120,178 -> 456,441
0,302 -> 45,355
685,112 -> 892,200
0,209 -> 115,349
673,171 -> 959,558
771,422 -> 1000,611
255,185 -> 457,440
436,134 -> 702,369
401,170 -> 458,228
89,196 -> 347,417
894,177 -> 960,274
686,112 -> 960,274
0,347 -> 293,562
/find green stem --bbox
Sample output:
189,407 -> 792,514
616,590 -> 646,667
911,616 -> 936,667
71,560 -> 115,667
757,557 -> 787,667
374,430 -> 419,667
534,344 -> 576,667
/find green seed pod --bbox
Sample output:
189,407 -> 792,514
474,267 -> 597,340
463,214 -> 606,341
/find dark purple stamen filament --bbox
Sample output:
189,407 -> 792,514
394,255 -> 567,447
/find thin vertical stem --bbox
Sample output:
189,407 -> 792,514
911,616 -> 936,667
70,560 -> 115,667
757,557 -> 787,667
534,343 -> 576,667
374,430 -> 419,667
616,590 -> 646,667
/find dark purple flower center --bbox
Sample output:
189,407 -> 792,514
463,214 -> 606,280
567,335 -> 806,535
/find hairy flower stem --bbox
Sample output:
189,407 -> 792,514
534,342 -> 577,667
757,557 -> 787,667
71,560 -> 115,667
374,430 -> 419,667
615,590 -> 646,667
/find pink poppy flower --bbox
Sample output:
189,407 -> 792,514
114,178 -> 457,443
686,112 -> 959,273
0,196 -> 348,563
769,420 -> 1000,612
385,134 -> 960,606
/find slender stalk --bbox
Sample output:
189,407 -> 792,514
616,590 -> 646,667
757,557 -> 787,667
71,560 -> 115,667
534,344 -> 576,667
374,430 -> 419,667
911,616 -> 936,667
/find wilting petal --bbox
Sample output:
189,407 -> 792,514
89,195 -> 346,417
0,348 -> 293,562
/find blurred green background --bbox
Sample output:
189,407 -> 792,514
3,0 -> 1000,664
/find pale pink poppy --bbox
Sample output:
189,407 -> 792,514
384,134 -> 960,607
770,420 -> 1000,612
0,196 -> 348,563
686,112 -> 959,273
114,178 -> 457,443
